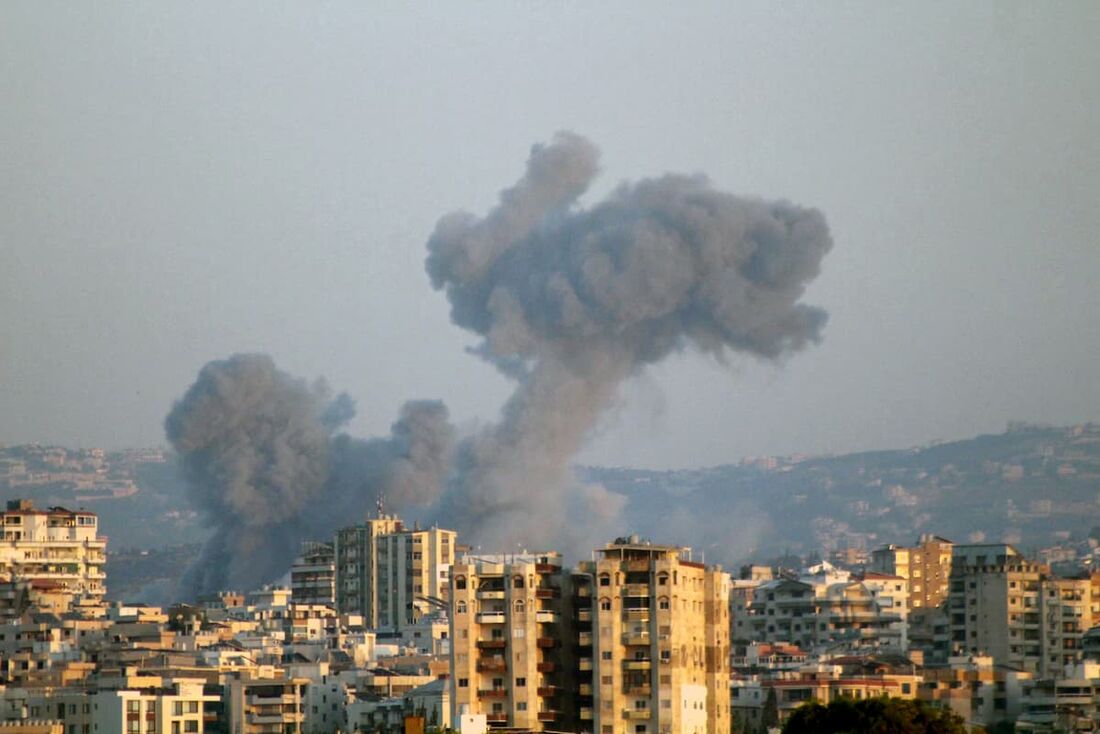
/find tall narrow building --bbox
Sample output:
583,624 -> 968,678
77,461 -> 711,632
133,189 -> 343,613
290,541 -> 336,607
334,512 -> 456,629
449,552 -> 574,731
579,537 -> 730,734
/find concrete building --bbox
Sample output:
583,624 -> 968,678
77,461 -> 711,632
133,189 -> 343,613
449,552 -> 574,732
224,673 -> 309,734
289,542 -> 335,608
579,537 -> 730,734
0,500 -> 106,619
871,535 -> 953,611
334,513 -> 456,630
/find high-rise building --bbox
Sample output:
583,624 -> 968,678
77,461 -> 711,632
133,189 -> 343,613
334,512 -> 456,629
0,500 -> 106,619
947,544 -> 1100,677
872,534 -> 954,610
290,541 -> 335,608
449,552 -> 574,731
579,537 -> 730,734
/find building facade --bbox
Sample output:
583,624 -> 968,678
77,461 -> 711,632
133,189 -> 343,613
0,500 -> 106,619
580,538 -> 730,734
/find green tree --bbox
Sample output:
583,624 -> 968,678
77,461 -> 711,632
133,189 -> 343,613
782,696 -> 968,734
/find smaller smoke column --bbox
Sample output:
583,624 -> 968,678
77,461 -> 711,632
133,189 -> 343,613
166,354 -> 453,598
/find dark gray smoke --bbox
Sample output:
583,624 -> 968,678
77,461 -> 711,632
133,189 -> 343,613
426,131 -> 832,548
168,132 -> 833,587
166,354 -> 453,598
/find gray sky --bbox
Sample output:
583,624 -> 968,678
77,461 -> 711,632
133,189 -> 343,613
2,2 -> 1098,469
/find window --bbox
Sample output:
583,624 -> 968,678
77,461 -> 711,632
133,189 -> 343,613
516,677 -> 526,687
599,574 -> 611,587
659,597 -> 669,610
514,600 -> 525,613
184,722 -> 198,734
600,598 -> 611,610
455,576 -> 467,590
657,574 -> 668,586
517,702 -> 527,711
602,651 -> 612,660
513,575 -> 525,589
456,601 -> 467,614
127,701 -> 140,713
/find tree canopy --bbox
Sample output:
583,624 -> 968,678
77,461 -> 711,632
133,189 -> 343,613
782,696 -> 969,734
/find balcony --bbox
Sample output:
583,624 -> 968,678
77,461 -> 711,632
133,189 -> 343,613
537,711 -> 558,722
536,610 -> 560,623
580,707 -> 594,720
623,709 -> 651,720
486,714 -> 507,723
535,562 -> 561,573
574,586 -> 592,598
623,632 -> 650,646
624,685 -> 652,696
478,689 -> 508,699
579,658 -> 593,671
623,659 -> 652,670
537,661 -> 555,673
476,640 -> 506,650
577,609 -> 592,622
536,588 -> 560,599
623,584 -> 650,597
536,637 -> 557,649
578,631 -> 593,646
537,686 -> 559,697
477,612 -> 506,624
624,609 -> 650,622
578,684 -> 593,696
477,659 -> 507,672
477,590 -> 505,600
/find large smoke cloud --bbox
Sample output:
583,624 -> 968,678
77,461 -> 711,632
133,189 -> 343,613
425,131 -> 832,548
167,132 -> 832,593
165,354 -> 453,597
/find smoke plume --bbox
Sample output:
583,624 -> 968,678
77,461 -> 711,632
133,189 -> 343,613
167,132 -> 833,592
165,354 -> 453,597
426,131 -> 832,548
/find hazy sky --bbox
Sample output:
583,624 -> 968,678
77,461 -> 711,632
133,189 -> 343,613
2,2 -> 1098,469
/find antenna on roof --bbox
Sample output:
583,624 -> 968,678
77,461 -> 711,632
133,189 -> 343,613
376,495 -> 385,519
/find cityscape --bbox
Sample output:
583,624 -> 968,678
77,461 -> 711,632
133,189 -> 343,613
3,3 -> 1098,734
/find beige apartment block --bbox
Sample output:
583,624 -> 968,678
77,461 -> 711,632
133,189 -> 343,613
872,534 -> 954,610
0,500 -> 106,618
579,537 -> 730,734
449,552 -> 573,731
334,513 -> 456,629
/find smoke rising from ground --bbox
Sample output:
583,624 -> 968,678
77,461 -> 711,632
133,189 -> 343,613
167,132 -> 832,591
165,354 -> 453,597
425,131 -> 833,548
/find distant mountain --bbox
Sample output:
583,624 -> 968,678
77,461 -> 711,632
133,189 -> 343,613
582,422 -> 1100,566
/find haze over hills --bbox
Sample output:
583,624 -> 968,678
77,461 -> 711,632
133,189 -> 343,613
3,421 -> 1099,600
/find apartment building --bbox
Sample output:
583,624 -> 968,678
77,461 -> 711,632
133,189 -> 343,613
334,513 -> 456,629
871,535 -> 953,610
224,673 -> 309,734
290,542 -> 335,608
449,552 -> 574,732
0,500 -> 106,618
733,564 -> 903,654
944,544 -> 1095,676
3,676 -> 216,734
579,537 -> 730,734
